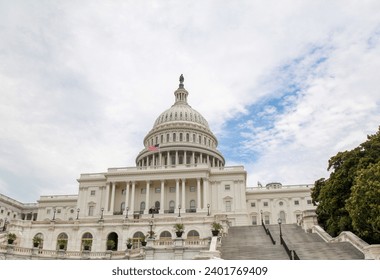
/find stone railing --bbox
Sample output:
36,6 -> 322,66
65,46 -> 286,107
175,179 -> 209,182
1,237 -> 211,260
312,225 -> 380,260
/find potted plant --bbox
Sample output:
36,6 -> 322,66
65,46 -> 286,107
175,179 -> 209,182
126,238 -> 133,249
7,233 -> 16,245
33,235 -> 43,248
140,236 -> 147,246
106,239 -> 116,251
57,239 -> 67,250
173,223 -> 185,238
82,240 -> 92,251
211,222 -> 223,236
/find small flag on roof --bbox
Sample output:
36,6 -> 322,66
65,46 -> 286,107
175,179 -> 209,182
148,144 -> 160,152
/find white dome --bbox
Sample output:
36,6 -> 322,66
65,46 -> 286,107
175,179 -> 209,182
153,104 -> 210,130
136,75 -> 225,168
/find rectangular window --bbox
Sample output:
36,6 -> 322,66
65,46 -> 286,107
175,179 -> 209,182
263,202 -> 268,207
88,206 -> 94,216
90,190 -> 96,196
141,188 -> 146,194
251,202 -> 256,207
47,209 -> 51,214
0,209 -> 3,214
57,209 -> 61,214
155,188 -> 161,193
190,186 -> 196,192
252,216 -> 257,225
307,199 -> 312,204
294,200 -> 299,205
225,185 -> 231,191
265,216 -> 270,225
226,201 -> 231,212
169,187 -> 175,193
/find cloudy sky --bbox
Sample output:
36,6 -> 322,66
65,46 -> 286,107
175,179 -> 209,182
1,1 -> 380,202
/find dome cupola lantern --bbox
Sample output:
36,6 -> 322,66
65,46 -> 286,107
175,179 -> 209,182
174,74 -> 189,105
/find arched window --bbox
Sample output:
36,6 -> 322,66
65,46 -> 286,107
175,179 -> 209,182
179,133 -> 183,141
57,232 -> 68,250
33,233 -> 44,249
190,200 -> 196,212
160,231 -> 172,239
186,133 -> 189,142
169,200 -> 175,213
140,201 -> 146,212
173,133 -> 176,142
132,231 -> 145,248
120,202 -> 125,212
155,201 -> 160,211
107,232 -> 118,251
82,232 -> 93,251
187,230 -> 200,239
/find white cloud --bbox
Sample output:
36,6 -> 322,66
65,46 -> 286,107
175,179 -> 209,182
0,1 -> 380,200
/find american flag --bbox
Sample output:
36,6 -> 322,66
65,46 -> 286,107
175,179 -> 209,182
148,144 -> 160,152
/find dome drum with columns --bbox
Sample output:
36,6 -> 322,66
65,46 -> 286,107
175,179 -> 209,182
136,75 -> 225,168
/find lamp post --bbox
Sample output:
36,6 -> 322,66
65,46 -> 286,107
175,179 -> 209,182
178,205 -> 181,217
277,218 -> 282,244
100,207 -> 104,220
76,208 -> 80,220
125,206 -> 129,219
149,220 -> 154,239
52,208 -> 56,221
207,204 -> 210,216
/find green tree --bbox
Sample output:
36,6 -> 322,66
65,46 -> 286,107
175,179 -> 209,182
312,127 -> 380,243
346,162 -> 380,244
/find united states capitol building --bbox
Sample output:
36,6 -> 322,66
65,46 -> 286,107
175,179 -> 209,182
1,76 -> 378,260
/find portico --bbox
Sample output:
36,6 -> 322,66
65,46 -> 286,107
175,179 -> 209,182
102,175 -> 210,216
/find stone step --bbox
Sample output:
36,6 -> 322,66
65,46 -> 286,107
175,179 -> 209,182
220,225 -> 289,260
221,225 -> 364,260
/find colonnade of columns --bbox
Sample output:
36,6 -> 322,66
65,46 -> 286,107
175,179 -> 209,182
103,178 -> 210,216
137,150 -> 223,168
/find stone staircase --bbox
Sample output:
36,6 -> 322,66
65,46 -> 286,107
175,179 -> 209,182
266,224 -> 364,260
220,225 -> 364,260
220,226 -> 289,259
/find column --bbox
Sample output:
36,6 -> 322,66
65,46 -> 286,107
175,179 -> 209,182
167,151 -> 170,166
160,180 -> 165,214
175,179 -> 180,213
184,151 -> 187,165
192,152 -> 195,165
175,151 -> 179,165
159,152 -> 162,166
197,178 -> 201,212
203,178 -> 209,210
144,181 -> 150,214
130,181 -> 135,214
181,179 -> 186,213
104,182 -> 110,212
110,182 -> 116,214
124,181 -> 130,214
